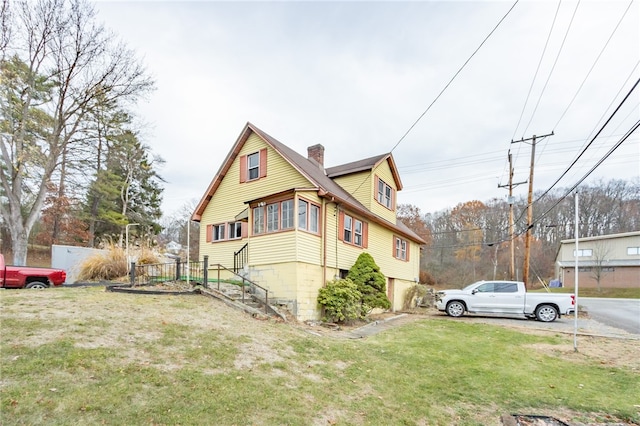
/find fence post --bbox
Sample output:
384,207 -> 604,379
129,262 -> 136,285
203,256 -> 209,288
175,258 -> 181,281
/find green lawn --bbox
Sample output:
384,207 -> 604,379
1,287 -> 638,425
532,286 -> 640,299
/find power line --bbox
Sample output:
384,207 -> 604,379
533,77 -> 640,203
552,0 -> 635,130
530,118 -> 640,226
522,0 -> 581,137
389,0 -> 519,153
511,0 -> 562,141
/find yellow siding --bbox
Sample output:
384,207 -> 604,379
200,239 -> 247,269
371,161 -> 398,224
332,172 -> 372,210
196,130 -> 420,321
296,231 -> 322,265
199,133 -> 312,267
249,232 -> 297,265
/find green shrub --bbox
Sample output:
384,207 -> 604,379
347,252 -> 391,314
317,278 -> 362,323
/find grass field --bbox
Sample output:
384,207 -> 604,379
1,286 -> 638,425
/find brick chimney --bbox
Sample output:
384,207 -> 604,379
307,144 -> 325,167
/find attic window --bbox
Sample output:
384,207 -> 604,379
376,176 -> 394,210
240,148 -> 267,183
248,152 -> 260,180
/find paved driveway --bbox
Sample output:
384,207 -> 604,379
578,297 -> 640,335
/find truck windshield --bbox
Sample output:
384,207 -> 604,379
462,281 -> 482,291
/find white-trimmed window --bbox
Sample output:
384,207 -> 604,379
309,204 -> 319,233
253,199 -> 297,235
207,222 -> 245,242
229,222 -> 242,239
339,212 -> 367,248
298,199 -> 307,230
267,203 -> 279,232
354,220 -> 363,246
394,236 -> 408,260
377,177 -> 393,210
574,249 -> 593,257
343,215 -> 352,243
240,148 -> 267,183
298,199 -> 320,233
282,200 -> 294,229
627,247 -> 640,255
213,224 -> 225,241
253,207 -> 265,234
248,152 -> 260,180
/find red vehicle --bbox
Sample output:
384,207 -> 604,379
0,254 -> 67,289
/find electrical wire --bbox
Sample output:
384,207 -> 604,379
390,0 -> 519,153
553,0 -> 635,130
531,77 -> 640,203
528,118 -> 640,227
511,0 -> 562,141
522,0 -> 581,139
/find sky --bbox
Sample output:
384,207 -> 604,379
94,0 -> 640,219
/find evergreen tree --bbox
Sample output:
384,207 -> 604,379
347,252 -> 391,313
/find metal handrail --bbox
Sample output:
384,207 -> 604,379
209,263 -> 269,314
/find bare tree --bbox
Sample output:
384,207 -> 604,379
590,241 -> 612,292
0,0 -> 154,265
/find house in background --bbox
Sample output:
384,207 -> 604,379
555,231 -> 640,289
192,122 -> 425,320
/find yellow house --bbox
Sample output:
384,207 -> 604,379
192,123 -> 425,321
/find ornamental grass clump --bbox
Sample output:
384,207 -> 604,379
77,246 -> 128,281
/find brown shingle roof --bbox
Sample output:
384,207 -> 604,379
192,122 -> 424,244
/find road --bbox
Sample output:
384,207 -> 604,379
578,297 -> 640,335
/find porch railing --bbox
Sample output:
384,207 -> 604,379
234,242 -> 248,273
128,256 -> 270,315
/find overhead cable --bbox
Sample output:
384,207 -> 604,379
389,0 -> 519,153
511,0 -> 563,141
553,0 -> 635,130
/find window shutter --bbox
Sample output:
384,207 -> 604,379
239,155 -> 247,183
241,222 -> 248,238
362,222 -> 368,248
406,240 -> 410,261
259,148 -> 267,178
391,188 -> 396,210
392,236 -> 397,257
338,211 -> 344,241
206,224 -> 213,242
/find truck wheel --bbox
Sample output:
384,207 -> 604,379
446,301 -> 465,318
535,304 -> 558,322
25,281 -> 48,289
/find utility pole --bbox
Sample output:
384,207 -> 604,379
498,151 -> 527,280
511,131 -> 554,288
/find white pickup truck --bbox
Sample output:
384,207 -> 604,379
435,280 -> 575,322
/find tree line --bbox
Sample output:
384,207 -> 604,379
0,0 -> 161,265
398,178 -> 639,287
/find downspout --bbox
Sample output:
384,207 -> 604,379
322,198 -> 327,285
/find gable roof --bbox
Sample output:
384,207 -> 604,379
192,122 -> 425,244
326,154 -> 403,190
